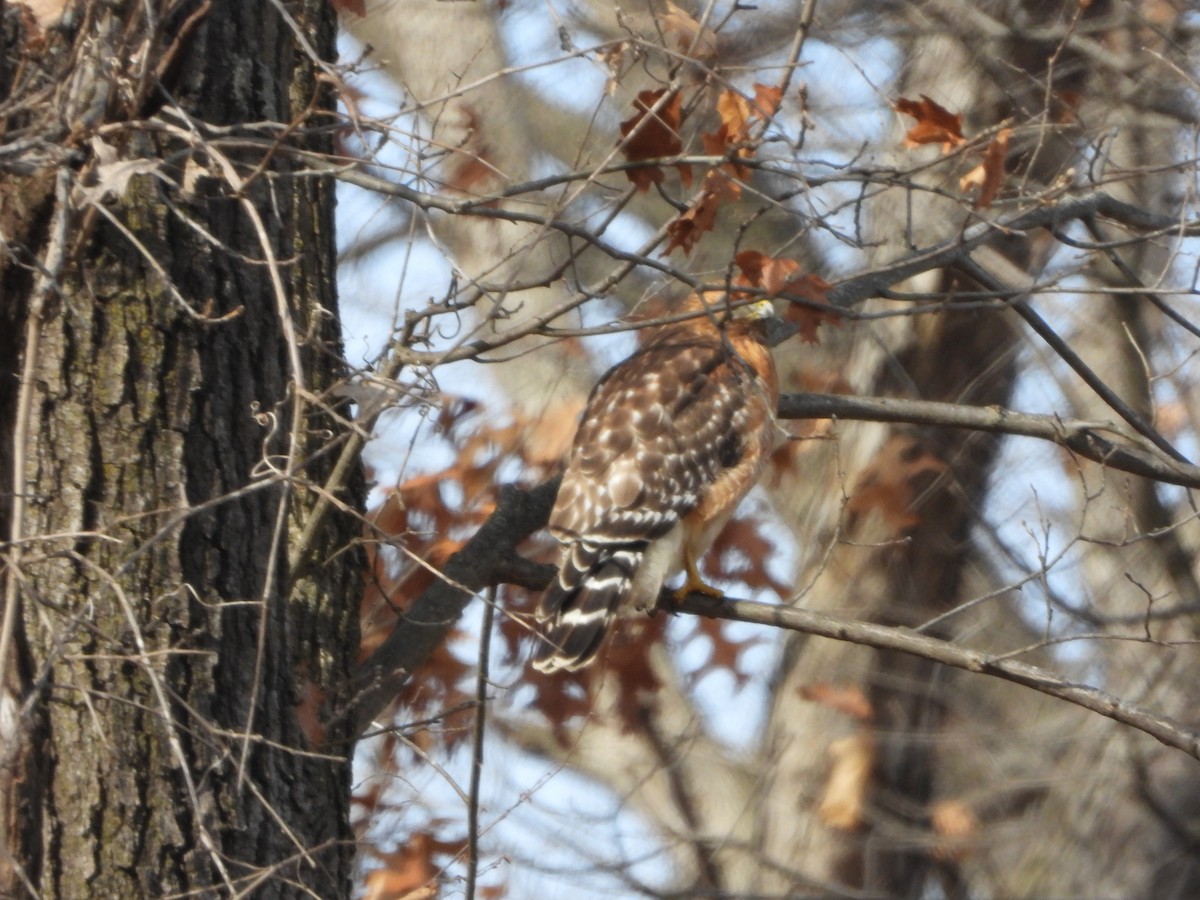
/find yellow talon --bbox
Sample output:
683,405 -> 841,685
672,553 -> 724,603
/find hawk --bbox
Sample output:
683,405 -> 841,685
532,294 -> 792,673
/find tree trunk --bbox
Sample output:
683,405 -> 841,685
0,2 -> 360,897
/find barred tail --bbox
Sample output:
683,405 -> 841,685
532,541 -> 645,673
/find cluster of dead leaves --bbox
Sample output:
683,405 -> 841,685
615,79 -> 782,255
670,86 -> 783,255
893,93 -> 1012,209
359,397 -> 564,756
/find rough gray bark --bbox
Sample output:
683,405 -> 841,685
0,2 -> 360,896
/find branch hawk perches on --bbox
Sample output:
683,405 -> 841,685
533,295 -> 792,673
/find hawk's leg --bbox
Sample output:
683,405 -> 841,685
660,552 -> 724,612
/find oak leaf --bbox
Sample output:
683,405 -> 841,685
657,0 -> 719,61
685,615 -> 766,690
698,88 -> 763,181
734,249 -> 799,294
716,89 -> 753,145
818,733 -> 875,830
931,799 -> 979,861
363,833 -> 438,900
664,169 -> 738,255
734,251 -> 840,343
601,616 -> 668,734
752,82 -> 784,119
365,832 -> 468,900
894,94 -> 965,152
780,274 -> 840,344
800,683 -> 874,721
705,513 -> 791,595
846,435 -> 947,535
959,128 -> 1011,209
619,89 -> 686,191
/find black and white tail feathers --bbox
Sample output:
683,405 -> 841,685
532,540 -> 646,673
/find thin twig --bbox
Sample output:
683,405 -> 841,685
465,588 -> 495,900
0,167 -> 71,887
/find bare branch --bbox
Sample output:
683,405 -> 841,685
675,593 -> 1200,762
780,393 -> 1200,488
342,479 -> 559,738
347,454 -> 1200,759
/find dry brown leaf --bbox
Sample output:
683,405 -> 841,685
818,733 -> 875,830
619,89 -> 685,191
704,513 -> 791,595
685,613 -> 766,689
931,799 -> 979,861
525,665 -> 594,743
364,833 -> 439,900
698,86 -> 775,183
894,94 -> 965,152
606,616 -> 669,734
800,683 -> 875,721
664,169 -> 738,255
716,89 -> 753,145
780,274 -> 840,343
959,128 -> 1011,208
752,82 -> 784,119
18,0 -> 69,28
329,0 -> 367,16
658,0 -> 719,61
846,435 -> 948,535
370,489 -> 408,538
734,250 -> 796,293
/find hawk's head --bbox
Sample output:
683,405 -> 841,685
729,297 -> 797,347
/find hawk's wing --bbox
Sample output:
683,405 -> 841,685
550,334 -> 753,542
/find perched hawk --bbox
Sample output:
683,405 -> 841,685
532,295 -> 792,673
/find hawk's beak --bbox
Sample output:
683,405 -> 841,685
731,299 -> 797,347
